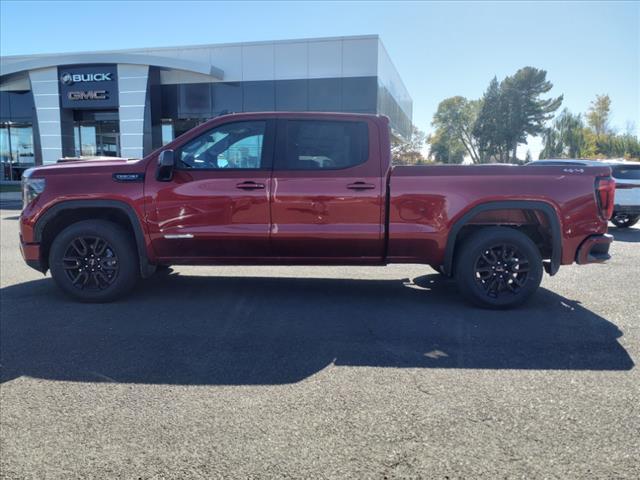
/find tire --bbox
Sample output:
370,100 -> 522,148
611,213 -> 639,228
49,220 -> 139,302
454,227 -> 543,309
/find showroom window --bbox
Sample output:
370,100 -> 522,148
0,122 -> 35,181
72,111 -> 120,157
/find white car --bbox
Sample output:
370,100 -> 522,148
528,159 -> 640,228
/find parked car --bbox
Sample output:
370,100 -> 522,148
20,113 -> 615,308
528,159 -> 640,228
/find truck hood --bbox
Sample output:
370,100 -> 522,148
27,157 -> 146,177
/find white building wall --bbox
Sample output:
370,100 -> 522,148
117,64 -> 149,158
29,67 -> 62,164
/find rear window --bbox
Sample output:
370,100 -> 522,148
279,120 -> 369,170
612,165 -> 640,180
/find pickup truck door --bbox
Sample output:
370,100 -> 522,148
146,119 -> 275,260
270,118 -> 384,260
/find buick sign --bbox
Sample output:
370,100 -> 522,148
60,72 -> 113,85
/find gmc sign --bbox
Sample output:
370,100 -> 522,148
68,90 -> 109,101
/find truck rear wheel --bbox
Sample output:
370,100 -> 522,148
49,220 -> 139,302
454,227 -> 543,309
611,213 -> 639,228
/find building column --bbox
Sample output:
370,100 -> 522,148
29,68 -> 62,164
117,64 -> 149,158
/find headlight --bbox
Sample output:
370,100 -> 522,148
22,170 -> 46,207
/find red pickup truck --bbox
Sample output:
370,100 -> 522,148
19,112 -> 614,308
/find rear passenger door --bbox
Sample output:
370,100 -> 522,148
270,117 -> 384,260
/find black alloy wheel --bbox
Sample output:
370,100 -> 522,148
454,227 -> 543,309
49,220 -> 138,302
473,243 -> 530,299
62,236 -> 119,290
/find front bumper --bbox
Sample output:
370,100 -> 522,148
576,234 -> 613,265
19,236 -> 45,273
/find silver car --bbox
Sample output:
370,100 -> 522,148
528,159 -> 640,228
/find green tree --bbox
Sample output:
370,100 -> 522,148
539,109 -> 586,159
586,94 -> 611,137
427,129 -> 466,164
540,97 -> 640,161
474,67 -> 562,163
430,96 -> 482,163
391,125 -> 427,165
473,77 -> 505,162
501,67 -> 563,162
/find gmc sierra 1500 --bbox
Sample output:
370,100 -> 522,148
20,112 -> 614,308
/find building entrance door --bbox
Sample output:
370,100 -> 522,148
73,110 -> 120,157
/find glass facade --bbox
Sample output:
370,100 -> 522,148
1,122 -> 35,180
161,77 -> 364,109
0,90 -> 36,180
154,76 -> 408,143
71,110 -> 120,157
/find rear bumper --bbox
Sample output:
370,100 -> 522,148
19,236 -> 45,273
576,234 -> 613,265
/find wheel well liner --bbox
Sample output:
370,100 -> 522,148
443,201 -> 562,277
34,200 -> 152,277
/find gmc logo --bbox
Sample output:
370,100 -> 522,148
60,72 -> 112,85
68,90 -> 109,100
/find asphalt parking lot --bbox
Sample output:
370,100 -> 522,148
1,204 -> 638,479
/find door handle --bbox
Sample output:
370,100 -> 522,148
236,181 -> 265,190
347,182 -> 376,190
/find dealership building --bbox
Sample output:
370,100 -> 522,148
0,35 -> 412,180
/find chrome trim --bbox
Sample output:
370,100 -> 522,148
163,234 -> 194,239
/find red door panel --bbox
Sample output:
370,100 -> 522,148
270,118 -> 384,260
148,170 -> 272,259
145,119 -> 274,261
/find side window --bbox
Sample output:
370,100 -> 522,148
280,120 -> 369,170
178,121 -> 265,170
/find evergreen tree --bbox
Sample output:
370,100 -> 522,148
472,77 -> 505,162
474,68 -> 562,163
500,67 -> 563,162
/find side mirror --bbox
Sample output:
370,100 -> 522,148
156,150 -> 175,181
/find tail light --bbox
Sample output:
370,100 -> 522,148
595,177 -> 615,220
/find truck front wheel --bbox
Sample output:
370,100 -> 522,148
49,220 -> 139,302
454,227 -> 543,309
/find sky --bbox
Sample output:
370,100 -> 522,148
1,0 -> 638,159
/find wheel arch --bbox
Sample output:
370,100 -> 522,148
34,199 -> 154,278
442,200 -> 562,277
